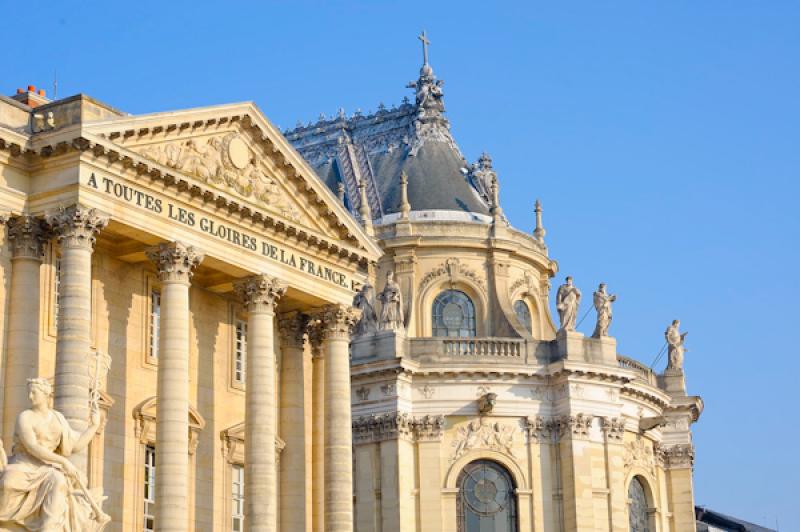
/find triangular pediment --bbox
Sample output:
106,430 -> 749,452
83,103 -> 381,258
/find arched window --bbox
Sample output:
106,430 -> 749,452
432,290 -> 476,337
457,460 -> 518,532
513,300 -> 532,334
628,476 -> 651,532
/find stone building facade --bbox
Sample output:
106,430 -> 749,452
0,44 -> 702,532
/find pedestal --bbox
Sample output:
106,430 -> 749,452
556,329 -> 585,362
586,335 -> 618,365
660,368 -> 687,395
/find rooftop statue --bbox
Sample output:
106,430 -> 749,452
556,276 -> 582,332
406,30 -> 446,118
377,271 -> 404,332
352,283 -> 378,336
665,320 -> 689,371
0,378 -> 110,531
592,283 -> 617,338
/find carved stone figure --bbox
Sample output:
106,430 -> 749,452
556,276 -> 582,332
0,378 -> 110,531
377,271 -> 404,331
591,283 -> 617,338
451,418 -> 516,462
467,153 -> 497,204
665,320 -> 688,370
352,283 -> 378,336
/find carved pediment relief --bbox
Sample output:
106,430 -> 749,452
419,257 -> 486,293
133,132 -> 302,223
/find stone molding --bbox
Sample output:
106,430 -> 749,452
418,257 -> 486,293
146,241 -> 204,283
133,396 -> 206,455
3,214 -> 49,259
219,421 -> 286,465
352,411 -> 445,444
508,271 -> 538,298
46,205 -> 108,250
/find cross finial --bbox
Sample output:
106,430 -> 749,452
418,30 -> 430,65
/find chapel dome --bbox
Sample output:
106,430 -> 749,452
285,56 -> 493,221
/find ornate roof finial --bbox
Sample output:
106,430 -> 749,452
357,178 -> 374,236
534,199 -> 546,243
418,30 -> 430,66
399,171 -> 411,220
337,182 -> 346,205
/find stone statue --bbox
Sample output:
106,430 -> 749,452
377,271 -> 404,331
665,320 -> 688,371
591,283 -> 617,338
352,283 -> 378,336
556,276 -> 582,332
0,378 -> 110,531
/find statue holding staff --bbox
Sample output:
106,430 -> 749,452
591,283 -> 617,338
665,320 -> 689,371
556,276 -> 582,332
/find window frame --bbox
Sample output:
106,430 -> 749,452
432,289 -> 477,338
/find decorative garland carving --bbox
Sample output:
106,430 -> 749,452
624,438 -> 656,475
418,257 -> 486,294
134,132 -> 301,221
508,271 -> 538,298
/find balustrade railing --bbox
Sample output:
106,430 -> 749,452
617,355 -> 656,384
442,337 -> 524,358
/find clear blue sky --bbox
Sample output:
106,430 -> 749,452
3,1 -> 798,528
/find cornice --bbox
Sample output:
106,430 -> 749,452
61,132 -> 371,268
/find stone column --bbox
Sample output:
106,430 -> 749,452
234,275 -> 286,532
278,311 -> 311,532
1,215 -> 48,447
318,304 -> 360,532
308,323 -> 326,532
146,241 -> 203,532
47,205 -> 108,473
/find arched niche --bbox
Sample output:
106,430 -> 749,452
418,277 -> 488,337
625,472 -> 658,532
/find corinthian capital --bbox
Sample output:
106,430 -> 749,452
278,311 -> 309,348
314,304 -> 361,340
46,205 -> 108,250
4,215 -> 49,259
234,274 -> 286,313
146,241 -> 204,283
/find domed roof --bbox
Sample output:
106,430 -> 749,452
285,58 -> 492,220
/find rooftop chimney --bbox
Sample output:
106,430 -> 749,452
10,84 -> 51,108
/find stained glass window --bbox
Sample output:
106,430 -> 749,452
457,460 -> 517,532
513,300 -> 532,334
628,476 -> 650,532
432,290 -> 476,337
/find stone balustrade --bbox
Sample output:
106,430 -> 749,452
617,355 -> 657,385
442,337 -> 523,357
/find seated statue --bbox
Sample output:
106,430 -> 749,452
0,378 -> 110,531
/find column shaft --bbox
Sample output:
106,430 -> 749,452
147,241 -> 203,532
2,215 -> 47,448
279,313 -> 311,532
47,206 -> 107,474
311,342 -> 325,532
319,305 -> 359,532
235,275 -> 285,532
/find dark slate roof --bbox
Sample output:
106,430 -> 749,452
284,63 -> 491,220
696,506 -> 776,532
